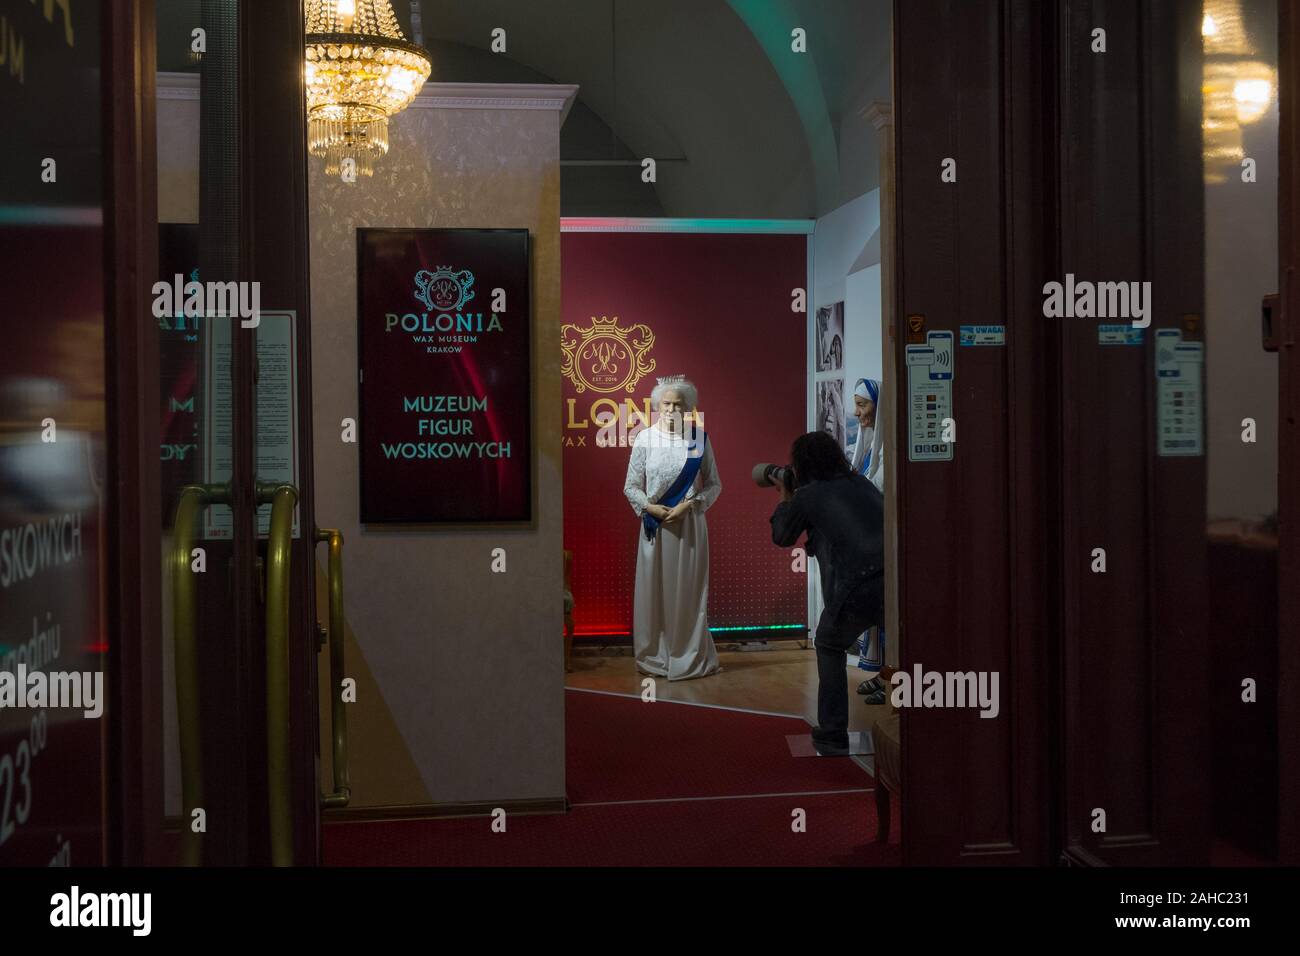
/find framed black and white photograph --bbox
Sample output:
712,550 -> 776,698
817,378 -> 845,447
816,301 -> 844,372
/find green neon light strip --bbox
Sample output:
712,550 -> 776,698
0,205 -> 103,225
712,624 -> 806,632
561,217 -> 813,234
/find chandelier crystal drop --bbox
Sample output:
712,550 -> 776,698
305,0 -> 432,179
1201,0 -> 1275,183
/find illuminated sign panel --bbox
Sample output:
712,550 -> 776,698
357,228 -> 532,523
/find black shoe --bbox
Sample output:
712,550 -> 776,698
857,676 -> 884,695
812,734 -> 851,757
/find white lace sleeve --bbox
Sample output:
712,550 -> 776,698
624,438 -> 650,517
693,437 -> 722,512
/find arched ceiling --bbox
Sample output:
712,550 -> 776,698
156,0 -> 891,218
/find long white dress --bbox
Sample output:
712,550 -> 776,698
622,422 -> 722,680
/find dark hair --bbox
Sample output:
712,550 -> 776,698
791,431 -> 852,484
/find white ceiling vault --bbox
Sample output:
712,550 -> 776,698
404,0 -> 892,218
155,0 -> 891,218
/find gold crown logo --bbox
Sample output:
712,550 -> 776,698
560,315 -> 657,394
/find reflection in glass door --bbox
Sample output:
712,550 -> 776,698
156,0 -> 319,866
157,0 -> 263,866
0,0 -> 110,867
1202,0 -> 1283,863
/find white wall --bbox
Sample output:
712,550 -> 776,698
156,76 -> 574,811
1205,78 -> 1280,520
810,189 -> 883,436
805,188 -> 883,627
308,87 -> 572,807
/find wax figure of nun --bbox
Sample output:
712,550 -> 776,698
622,375 -> 723,680
850,378 -> 885,492
850,378 -> 888,704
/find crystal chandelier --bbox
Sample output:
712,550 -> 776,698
1201,0 -> 1275,183
305,0 -> 432,179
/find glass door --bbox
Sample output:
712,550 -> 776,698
156,0 -> 318,866
0,0 -> 110,867
1203,0 -> 1284,864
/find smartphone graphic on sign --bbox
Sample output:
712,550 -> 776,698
928,330 -> 954,380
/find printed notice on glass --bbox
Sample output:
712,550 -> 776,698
1099,324 -> 1144,346
202,311 -> 302,538
959,324 -> 1005,346
1155,328 -> 1203,457
906,330 -> 954,462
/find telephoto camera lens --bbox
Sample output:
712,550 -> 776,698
751,463 -> 794,488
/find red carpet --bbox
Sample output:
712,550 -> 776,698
323,690 -> 899,866
564,689 -> 879,803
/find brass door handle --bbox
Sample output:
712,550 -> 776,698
258,481 -> 298,866
315,528 -> 351,809
170,482 -> 229,867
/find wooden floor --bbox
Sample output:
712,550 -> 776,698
564,639 -> 889,736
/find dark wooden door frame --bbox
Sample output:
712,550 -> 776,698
201,0 -> 319,864
1277,0 -> 1300,869
239,0 -> 320,865
1052,0 -> 1209,868
103,0 -> 164,867
893,0 -> 1054,866
893,0 -> 1208,866
194,0 -> 260,865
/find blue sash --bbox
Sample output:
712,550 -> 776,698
642,430 -> 708,541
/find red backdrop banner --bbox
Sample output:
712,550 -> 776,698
561,231 -> 808,636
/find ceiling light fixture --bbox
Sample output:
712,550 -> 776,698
304,0 -> 432,179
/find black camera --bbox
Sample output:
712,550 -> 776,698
751,463 -> 797,492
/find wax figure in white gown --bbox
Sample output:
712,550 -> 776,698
622,416 -> 723,681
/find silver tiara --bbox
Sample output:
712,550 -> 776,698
656,374 -> 687,385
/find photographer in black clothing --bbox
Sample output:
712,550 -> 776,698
769,431 -> 885,755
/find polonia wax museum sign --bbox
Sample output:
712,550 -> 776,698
356,229 -> 532,523
383,309 -> 503,347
